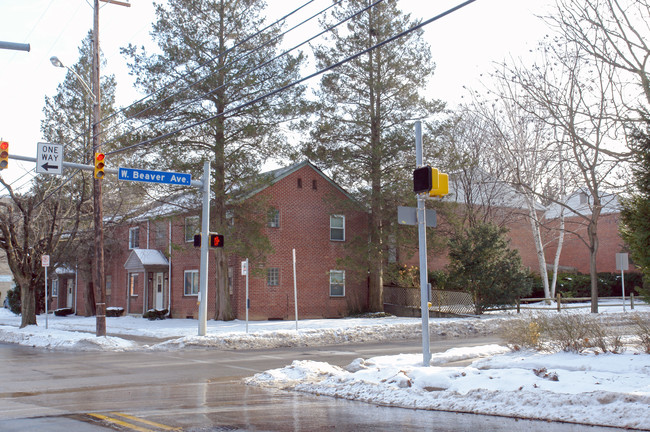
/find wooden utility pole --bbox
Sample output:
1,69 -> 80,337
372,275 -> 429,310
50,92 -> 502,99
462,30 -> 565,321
93,0 -> 130,337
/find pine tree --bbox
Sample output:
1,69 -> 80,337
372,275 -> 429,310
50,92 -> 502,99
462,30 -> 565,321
123,0 -> 307,320
304,0 -> 444,311
620,125 -> 650,291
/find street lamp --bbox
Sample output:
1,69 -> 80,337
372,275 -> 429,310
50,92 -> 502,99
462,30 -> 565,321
50,53 -> 106,337
49,56 -> 96,101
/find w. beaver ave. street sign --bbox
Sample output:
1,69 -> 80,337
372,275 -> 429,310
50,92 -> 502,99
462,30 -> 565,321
118,167 -> 192,186
36,142 -> 63,175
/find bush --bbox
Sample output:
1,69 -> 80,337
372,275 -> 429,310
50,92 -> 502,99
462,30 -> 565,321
446,223 -> 532,314
143,308 -> 168,320
54,308 -> 73,317
106,307 -> 124,317
385,263 -> 420,288
631,314 -> 650,353
6,287 -> 21,315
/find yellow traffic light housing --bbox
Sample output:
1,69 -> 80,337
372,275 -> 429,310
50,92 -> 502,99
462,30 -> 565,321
94,153 -> 105,179
0,141 -> 8,170
430,172 -> 449,198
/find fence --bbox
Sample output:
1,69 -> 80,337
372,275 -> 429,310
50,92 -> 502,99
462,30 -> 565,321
512,294 -> 639,313
383,286 -> 475,316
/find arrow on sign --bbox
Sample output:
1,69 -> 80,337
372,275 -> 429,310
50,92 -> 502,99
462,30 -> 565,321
41,162 -> 60,172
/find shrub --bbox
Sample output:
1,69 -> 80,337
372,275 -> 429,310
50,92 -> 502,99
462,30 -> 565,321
631,314 -> 650,353
143,308 -> 168,320
54,308 -> 73,317
446,223 -> 532,314
106,307 -> 124,318
501,316 -> 544,350
6,287 -> 21,315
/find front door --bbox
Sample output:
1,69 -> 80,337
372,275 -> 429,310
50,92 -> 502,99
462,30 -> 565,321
155,273 -> 164,310
66,279 -> 73,308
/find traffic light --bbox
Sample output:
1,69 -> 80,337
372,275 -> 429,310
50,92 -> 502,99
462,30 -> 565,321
193,233 -> 225,248
0,141 -> 8,170
413,166 -> 432,193
430,172 -> 449,198
209,233 -> 224,248
94,153 -> 105,179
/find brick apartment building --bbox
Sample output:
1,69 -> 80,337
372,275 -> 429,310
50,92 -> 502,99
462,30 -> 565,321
52,161 -> 369,320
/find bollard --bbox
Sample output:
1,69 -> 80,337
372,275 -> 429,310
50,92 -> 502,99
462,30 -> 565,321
516,298 -> 520,314
557,293 -> 562,312
631,292 -> 635,310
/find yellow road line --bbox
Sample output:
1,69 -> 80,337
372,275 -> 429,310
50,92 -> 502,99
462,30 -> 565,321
88,413 -> 155,432
110,412 -> 181,431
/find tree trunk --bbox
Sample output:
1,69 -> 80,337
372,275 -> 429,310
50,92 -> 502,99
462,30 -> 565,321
588,219 -> 599,313
526,198 -> 550,300
85,281 -> 96,317
19,283 -> 37,328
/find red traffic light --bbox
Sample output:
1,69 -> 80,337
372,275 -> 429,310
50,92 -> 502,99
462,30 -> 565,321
0,141 -> 8,151
209,233 -> 224,248
0,141 -> 8,170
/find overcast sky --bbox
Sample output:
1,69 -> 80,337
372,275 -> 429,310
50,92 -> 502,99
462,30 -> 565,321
0,0 -> 555,188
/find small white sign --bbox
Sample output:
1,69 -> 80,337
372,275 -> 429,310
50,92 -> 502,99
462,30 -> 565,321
36,142 -> 63,175
241,260 -> 248,276
41,255 -> 50,267
616,253 -> 629,271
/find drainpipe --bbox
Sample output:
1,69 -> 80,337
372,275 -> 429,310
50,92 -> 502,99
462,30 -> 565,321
167,219 -> 172,317
74,263 -> 78,315
146,220 -> 150,249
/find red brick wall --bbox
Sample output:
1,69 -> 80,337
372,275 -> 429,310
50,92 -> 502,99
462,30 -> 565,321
74,163 -> 368,320
231,165 -> 368,319
544,212 -> 628,274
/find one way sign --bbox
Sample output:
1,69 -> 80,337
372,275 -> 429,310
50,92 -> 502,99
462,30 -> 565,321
36,142 -> 63,175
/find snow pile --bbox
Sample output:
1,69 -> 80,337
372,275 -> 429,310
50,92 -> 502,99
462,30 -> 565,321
0,324 -> 136,351
246,346 -> 650,430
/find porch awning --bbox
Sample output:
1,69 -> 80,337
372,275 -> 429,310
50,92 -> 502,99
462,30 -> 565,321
123,249 -> 169,273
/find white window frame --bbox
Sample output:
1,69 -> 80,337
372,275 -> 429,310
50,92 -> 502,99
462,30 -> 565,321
184,270 -> 199,296
330,270 -> 345,297
52,278 -> 59,297
330,215 -> 345,241
268,207 -> 280,228
185,216 -> 200,243
128,273 -> 139,297
128,227 -> 140,250
267,268 -> 279,286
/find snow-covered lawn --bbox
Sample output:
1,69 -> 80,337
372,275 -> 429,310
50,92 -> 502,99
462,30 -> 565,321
1,301 -> 649,430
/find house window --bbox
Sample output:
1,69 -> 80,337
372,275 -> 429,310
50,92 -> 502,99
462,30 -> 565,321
330,270 -> 345,297
106,275 -> 112,296
330,215 -> 345,241
128,227 -> 140,249
184,270 -> 199,296
312,179 -> 317,190
228,267 -> 233,295
297,178 -> 302,188
52,279 -> 59,297
267,268 -> 279,286
128,273 -> 139,297
579,193 -> 588,205
226,209 -> 235,226
268,208 -> 280,228
155,223 -> 166,248
185,216 -> 200,242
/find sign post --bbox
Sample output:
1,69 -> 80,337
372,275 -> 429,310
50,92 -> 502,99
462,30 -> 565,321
616,253 -> 629,312
242,259 -> 249,333
42,255 -> 50,329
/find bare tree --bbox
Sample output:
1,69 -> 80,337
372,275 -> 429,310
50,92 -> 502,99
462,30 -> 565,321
496,38 -> 624,313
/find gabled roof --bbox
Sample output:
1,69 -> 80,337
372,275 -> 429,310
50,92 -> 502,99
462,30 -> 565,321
448,169 -> 546,211
124,249 -> 169,272
545,189 -> 621,219
245,160 -> 361,206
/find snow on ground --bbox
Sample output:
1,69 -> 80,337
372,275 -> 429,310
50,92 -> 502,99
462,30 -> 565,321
1,301 -> 650,429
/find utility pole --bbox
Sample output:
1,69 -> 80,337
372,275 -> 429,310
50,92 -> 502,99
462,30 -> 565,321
93,0 -> 130,337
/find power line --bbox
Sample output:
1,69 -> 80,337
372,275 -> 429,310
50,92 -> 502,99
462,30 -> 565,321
109,0 -> 479,157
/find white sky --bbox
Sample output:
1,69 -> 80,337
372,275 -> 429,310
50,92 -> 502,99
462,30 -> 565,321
1,303 -> 649,429
0,0 -> 555,188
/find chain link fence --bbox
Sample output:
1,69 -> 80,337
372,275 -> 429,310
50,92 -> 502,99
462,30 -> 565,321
383,286 -> 475,316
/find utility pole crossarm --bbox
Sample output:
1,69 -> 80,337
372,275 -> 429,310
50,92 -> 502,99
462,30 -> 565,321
100,0 -> 131,6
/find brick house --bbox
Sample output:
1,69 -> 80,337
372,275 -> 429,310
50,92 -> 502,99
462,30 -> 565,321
62,161 -> 369,320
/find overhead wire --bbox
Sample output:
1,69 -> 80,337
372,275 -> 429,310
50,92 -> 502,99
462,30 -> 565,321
101,0 -> 348,149
109,0 -> 479,157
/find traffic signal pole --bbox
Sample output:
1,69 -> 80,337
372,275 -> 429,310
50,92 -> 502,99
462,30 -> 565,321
198,161 -> 210,336
415,121 -> 432,366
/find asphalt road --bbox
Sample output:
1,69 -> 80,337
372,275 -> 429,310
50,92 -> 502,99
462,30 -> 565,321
0,336 -> 629,431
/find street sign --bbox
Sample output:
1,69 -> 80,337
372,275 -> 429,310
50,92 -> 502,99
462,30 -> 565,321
616,253 -> 629,271
397,206 -> 437,228
36,142 -> 63,175
118,167 -> 192,186
41,255 -> 50,267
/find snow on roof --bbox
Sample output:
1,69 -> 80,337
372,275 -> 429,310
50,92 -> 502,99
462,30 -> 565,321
124,249 -> 169,271
545,189 -> 621,219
